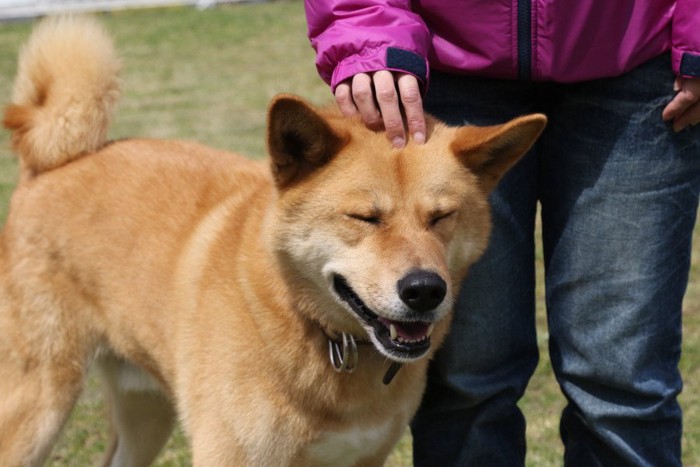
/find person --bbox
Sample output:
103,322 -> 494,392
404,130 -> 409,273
304,1 -> 700,466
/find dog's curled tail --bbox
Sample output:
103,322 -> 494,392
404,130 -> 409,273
3,16 -> 121,176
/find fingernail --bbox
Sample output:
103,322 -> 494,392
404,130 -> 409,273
674,81 -> 681,92
413,132 -> 425,144
392,137 -> 405,148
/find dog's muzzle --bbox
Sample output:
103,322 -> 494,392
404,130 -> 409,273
332,274 -> 442,362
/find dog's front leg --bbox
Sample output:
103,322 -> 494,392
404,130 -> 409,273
97,356 -> 176,467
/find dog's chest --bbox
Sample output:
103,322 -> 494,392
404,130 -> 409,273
306,421 -> 393,466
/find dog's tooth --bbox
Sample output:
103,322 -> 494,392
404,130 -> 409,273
427,323 -> 434,337
390,324 -> 398,341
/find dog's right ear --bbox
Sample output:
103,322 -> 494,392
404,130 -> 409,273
267,95 -> 348,187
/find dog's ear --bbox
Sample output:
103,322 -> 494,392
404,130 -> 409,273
267,95 -> 348,187
452,114 -> 546,193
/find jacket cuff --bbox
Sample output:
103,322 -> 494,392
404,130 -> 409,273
672,48 -> 700,78
330,47 -> 429,94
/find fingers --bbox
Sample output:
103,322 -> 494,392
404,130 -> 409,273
372,70 -> 409,147
671,100 -> 700,132
333,71 -> 425,148
334,82 -> 358,117
662,77 -> 700,132
350,73 -> 385,131
397,73 -> 426,144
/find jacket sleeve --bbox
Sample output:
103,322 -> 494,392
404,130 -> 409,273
672,0 -> 700,77
304,0 -> 431,92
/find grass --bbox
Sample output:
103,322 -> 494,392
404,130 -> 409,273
0,2 -> 698,465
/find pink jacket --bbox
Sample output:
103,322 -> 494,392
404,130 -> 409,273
305,1 -> 700,91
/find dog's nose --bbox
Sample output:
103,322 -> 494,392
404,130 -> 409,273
397,270 -> 447,312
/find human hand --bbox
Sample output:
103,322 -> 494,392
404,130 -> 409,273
662,77 -> 700,132
334,70 -> 425,148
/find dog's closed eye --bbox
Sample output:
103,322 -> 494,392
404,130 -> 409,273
346,213 -> 381,225
429,211 -> 456,227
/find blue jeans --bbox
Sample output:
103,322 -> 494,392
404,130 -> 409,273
411,54 -> 700,466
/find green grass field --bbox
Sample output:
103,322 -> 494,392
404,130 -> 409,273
0,2 -> 698,465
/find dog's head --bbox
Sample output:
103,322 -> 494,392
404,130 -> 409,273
267,95 -> 545,363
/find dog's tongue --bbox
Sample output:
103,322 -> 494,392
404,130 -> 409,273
379,317 -> 432,341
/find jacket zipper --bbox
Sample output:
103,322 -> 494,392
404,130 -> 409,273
517,0 -> 532,80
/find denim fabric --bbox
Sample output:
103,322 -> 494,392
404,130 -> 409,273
411,54 -> 700,466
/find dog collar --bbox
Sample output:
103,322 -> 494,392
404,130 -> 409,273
326,332 -> 403,385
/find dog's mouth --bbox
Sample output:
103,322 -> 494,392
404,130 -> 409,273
332,275 -> 433,361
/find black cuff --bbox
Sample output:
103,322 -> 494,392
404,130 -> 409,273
386,47 -> 428,84
680,52 -> 700,77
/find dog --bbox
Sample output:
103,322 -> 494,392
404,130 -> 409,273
0,16 -> 545,466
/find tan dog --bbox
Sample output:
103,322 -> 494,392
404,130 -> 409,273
0,16 -> 545,466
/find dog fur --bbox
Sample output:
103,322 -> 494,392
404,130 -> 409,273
0,16 -> 546,466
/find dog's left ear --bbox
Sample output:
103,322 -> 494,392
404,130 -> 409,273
267,95 -> 348,187
452,114 -> 547,193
